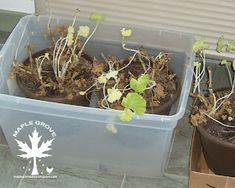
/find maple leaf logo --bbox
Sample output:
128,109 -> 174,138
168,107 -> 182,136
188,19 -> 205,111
15,127 -> 54,176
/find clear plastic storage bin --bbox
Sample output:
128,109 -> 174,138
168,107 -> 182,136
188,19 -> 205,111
0,15 -> 194,177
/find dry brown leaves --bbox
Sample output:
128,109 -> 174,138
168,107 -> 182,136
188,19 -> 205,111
92,60 -> 105,75
155,83 -> 166,99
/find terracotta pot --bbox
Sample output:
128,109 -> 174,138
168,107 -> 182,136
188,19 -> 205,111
93,57 -> 181,115
195,88 -> 235,176
146,80 -> 181,115
16,77 -> 91,106
16,49 -> 92,106
197,124 -> 235,176
96,79 -> 180,116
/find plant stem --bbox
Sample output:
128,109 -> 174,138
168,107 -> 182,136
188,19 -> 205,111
121,37 -> 139,53
118,51 -> 138,72
204,113 -> 235,128
81,81 -> 98,94
57,38 -> 68,78
137,53 -> 146,72
36,55 -> 47,81
78,23 -> 99,58
52,13 -> 78,81
101,53 -> 113,70
211,76 -> 235,114
143,56 -> 151,74
101,96 -> 109,109
120,84 -> 131,93
145,81 -> 156,90
193,52 -> 206,93
61,58 -> 71,78
53,37 -> 66,79
102,82 -> 110,108
207,66 -> 214,94
225,63 -> 233,87
193,65 -> 199,93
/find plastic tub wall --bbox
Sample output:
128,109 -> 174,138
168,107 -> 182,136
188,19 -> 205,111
0,15 -> 194,177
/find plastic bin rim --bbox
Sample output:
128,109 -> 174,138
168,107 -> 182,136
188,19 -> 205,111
19,14 -> 195,39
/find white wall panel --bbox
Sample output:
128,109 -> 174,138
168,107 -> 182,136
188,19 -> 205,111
35,0 -> 235,55
0,0 -> 35,13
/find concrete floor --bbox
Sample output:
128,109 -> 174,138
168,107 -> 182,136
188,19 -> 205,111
0,27 -> 203,187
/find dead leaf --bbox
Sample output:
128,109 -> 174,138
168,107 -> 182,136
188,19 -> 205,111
169,74 -> 176,80
66,94 -> 74,100
221,114 -> 227,120
155,83 -> 165,98
190,112 -> 207,126
150,100 -> 160,107
56,26 -> 67,33
92,60 -> 105,74
8,71 -> 15,80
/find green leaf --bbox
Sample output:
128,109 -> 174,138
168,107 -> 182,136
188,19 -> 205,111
220,59 -> 227,65
192,38 -> 209,53
105,70 -> 118,80
122,93 -> 146,115
120,108 -> 133,122
120,28 -> 132,37
77,26 -> 90,38
67,26 -> 75,46
193,61 -> 201,68
107,88 -> 122,103
89,12 -> 105,22
44,53 -> 50,60
105,123 -> 118,134
130,74 -> 150,93
97,75 -> 107,84
226,40 -> 235,52
232,59 -> 235,71
79,91 -> 86,96
216,35 -> 225,53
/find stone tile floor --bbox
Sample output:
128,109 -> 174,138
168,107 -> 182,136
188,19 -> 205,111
0,30 -> 194,188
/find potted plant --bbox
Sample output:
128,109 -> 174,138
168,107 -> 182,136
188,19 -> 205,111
11,13 -> 181,122
81,28 -> 180,122
190,37 -> 235,176
10,11 -> 105,106
0,13 -> 194,177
